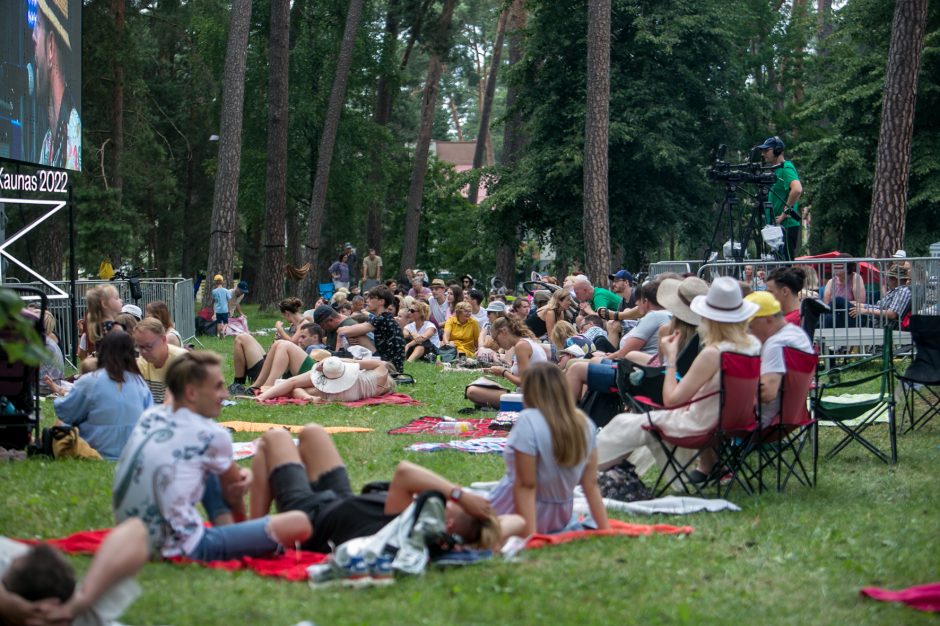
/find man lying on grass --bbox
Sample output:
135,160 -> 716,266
248,424 -> 523,553
112,351 -> 313,561
255,356 -> 395,403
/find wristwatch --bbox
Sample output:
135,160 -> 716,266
449,486 -> 463,502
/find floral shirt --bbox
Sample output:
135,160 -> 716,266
112,406 -> 233,557
371,311 -> 406,372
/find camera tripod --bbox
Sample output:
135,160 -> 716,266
702,181 -> 781,270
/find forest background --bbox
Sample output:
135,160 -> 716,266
8,0 -> 940,306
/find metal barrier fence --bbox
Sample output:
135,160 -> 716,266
648,260 -> 696,279
696,257 -> 935,359
2,277 -> 194,367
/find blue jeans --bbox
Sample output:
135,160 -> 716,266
186,516 -> 280,561
201,474 -> 231,522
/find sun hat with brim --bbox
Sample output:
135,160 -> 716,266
532,290 -> 552,306
310,357 -> 360,394
886,266 -> 910,280
38,0 -> 72,51
657,277 -> 708,326
485,301 -> 506,313
690,276 -> 758,323
431,279 -> 447,288
561,344 -> 586,358
745,291 -> 782,318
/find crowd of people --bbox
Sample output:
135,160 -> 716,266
1,242 -> 919,624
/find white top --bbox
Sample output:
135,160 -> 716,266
759,323 -> 813,425
471,308 -> 489,328
405,320 -> 441,347
428,297 -> 449,326
112,406 -> 233,557
510,338 -> 549,376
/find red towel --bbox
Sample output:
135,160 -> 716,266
22,529 -> 327,582
257,392 -> 419,407
860,582 -> 940,612
525,519 -> 693,549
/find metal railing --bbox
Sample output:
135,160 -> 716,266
696,256 -> 933,359
3,277 -> 195,366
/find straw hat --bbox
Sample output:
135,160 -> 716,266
657,277 -> 708,326
690,277 -> 758,323
886,265 -> 910,280
38,0 -> 72,51
310,357 -> 360,394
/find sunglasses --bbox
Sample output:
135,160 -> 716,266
409,308 -> 420,313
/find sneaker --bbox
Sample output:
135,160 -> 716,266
338,556 -> 374,588
307,562 -> 341,589
227,382 -> 249,396
368,554 -> 395,586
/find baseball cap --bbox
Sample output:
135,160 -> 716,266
213,274 -> 223,282
608,269 -> 635,284
757,136 -> 785,151
121,304 -> 143,320
745,291 -> 781,318
312,305 -> 336,324
237,280 -> 249,293
893,249 -> 907,258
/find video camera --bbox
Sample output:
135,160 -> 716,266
707,144 -> 779,186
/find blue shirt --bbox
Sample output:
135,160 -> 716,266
53,370 -> 153,460
488,408 -> 597,534
212,286 -> 231,314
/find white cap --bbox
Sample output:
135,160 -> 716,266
893,249 -> 907,258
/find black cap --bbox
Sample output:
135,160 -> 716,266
313,305 -> 336,324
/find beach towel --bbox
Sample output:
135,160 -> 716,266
525,519 -> 692,549
218,422 -> 372,435
388,416 -> 495,438
860,582 -> 940,612
20,529 -> 327,582
406,437 -> 508,455
256,393 -> 419,408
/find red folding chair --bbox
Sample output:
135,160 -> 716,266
638,352 -> 761,497
752,347 -> 818,492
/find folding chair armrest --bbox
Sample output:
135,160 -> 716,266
823,355 -> 880,377
817,368 -> 892,394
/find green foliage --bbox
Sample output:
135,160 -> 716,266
0,289 -> 50,366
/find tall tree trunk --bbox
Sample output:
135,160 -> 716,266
448,96 -> 464,141
399,0 -> 459,275
257,0 -> 291,310
299,0 -> 365,304
203,0 -> 252,307
467,7 -> 509,205
583,0 -> 612,287
495,243 -> 516,292
111,0 -> 124,195
366,0 -> 400,254
867,0 -> 929,258
817,0 -> 833,54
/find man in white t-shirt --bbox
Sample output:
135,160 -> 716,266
112,351 -> 311,561
428,279 -> 450,329
746,292 -> 813,426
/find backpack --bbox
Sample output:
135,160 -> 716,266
597,459 -> 652,503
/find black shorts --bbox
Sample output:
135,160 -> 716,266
406,340 -> 437,357
269,463 -> 354,522
245,356 -> 265,383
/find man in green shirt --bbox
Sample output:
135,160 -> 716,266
758,136 -> 803,261
573,275 -> 622,316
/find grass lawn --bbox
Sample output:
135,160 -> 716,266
1,305 -> 938,625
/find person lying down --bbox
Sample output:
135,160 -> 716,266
255,356 -> 396,403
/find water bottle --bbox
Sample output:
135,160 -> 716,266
435,354 -> 443,369
434,420 -> 471,434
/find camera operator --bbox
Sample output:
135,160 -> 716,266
758,136 -> 802,261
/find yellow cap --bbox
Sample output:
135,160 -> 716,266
213,274 -> 224,282
745,291 -> 781,318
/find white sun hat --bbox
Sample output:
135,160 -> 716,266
690,276 -> 758,324
310,357 -> 360,394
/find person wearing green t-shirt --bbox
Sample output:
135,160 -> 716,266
572,276 -> 622,316
758,136 -> 803,261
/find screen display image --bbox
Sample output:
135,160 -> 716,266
1,0 -> 82,171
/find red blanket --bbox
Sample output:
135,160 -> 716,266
388,416 -> 495,438
525,519 -> 693,549
22,529 -> 327,582
861,582 -> 940,612
258,392 -> 419,407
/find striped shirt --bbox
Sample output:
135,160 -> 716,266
136,344 -> 188,403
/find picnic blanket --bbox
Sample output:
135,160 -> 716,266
861,582 -> 940,612
256,392 -> 419,407
218,421 -> 373,435
526,519 -> 692,549
406,437 -> 508,454
389,416 -> 496,438
19,529 -> 328,582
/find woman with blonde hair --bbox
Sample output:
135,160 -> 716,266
442,301 -> 480,357
596,277 -> 761,480
466,316 -> 550,408
146,300 -> 182,346
403,300 -> 439,362
487,362 -> 609,535
535,289 -> 572,338
78,284 -> 124,360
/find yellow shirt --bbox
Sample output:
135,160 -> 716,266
137,344 -> 188,403
444,316 -> 480,356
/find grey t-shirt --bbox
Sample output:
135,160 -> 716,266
624,309 -> 673,355
759,323 -> 813,424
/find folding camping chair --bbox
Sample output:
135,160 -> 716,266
616,334 -> 701,410
637,352 -> 761,497
812,325 -> 897,468
0,287 -> 46,451
751,347 -> 818,492
896,315 -> 940,432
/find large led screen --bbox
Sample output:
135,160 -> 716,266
1,0 -> 82,171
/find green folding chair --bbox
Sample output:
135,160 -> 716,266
812,326 -> 897,474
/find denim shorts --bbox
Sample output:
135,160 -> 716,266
587,360 -> 618,393
186,516 -> 279,562
201,474 -> 231,522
